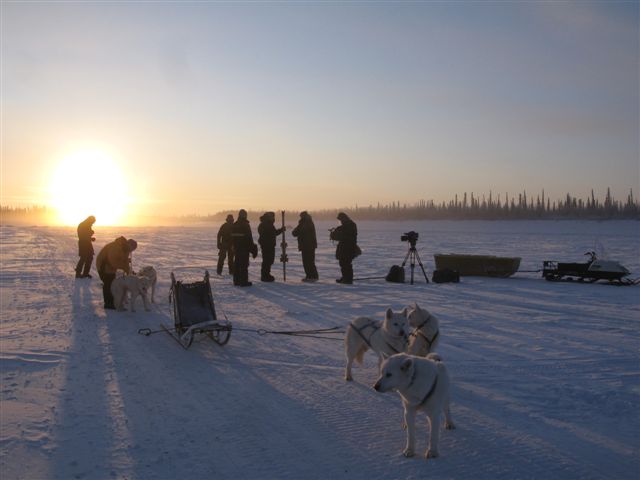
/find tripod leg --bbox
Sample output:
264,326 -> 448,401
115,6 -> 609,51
409,250 -> 416,285
401,249 -> 411,268
413,250 -> 429,283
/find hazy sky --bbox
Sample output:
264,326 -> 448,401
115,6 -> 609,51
2,1 -> 638,220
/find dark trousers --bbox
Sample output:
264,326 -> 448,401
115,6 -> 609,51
261,247 -> 275,279
75,253 -> 93,276
302,249 -> 318,279
233,252 -> 250,286
217,247 -> 234,275
99,270 -> 115,307
339,257 -> 353,283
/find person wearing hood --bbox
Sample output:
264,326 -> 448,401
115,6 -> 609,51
291,211 -> 318,282
330,212 -> 358,284
75,215 -> 96,279
231,209 -> 257,287
95,236 -> 138,309
216,214 -> 235,275
257,211 -> 285,282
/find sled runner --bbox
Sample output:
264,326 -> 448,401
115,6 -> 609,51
166,270 -> 232,349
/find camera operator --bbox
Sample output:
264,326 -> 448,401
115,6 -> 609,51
330,212 -> 358,284
75,215 -> 96,279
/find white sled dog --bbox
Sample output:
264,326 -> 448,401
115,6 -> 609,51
137,266 -> 157,303
111,272 -> 151,312
406,303 -> 440,356
374,352 -> 455,459
344,307 -> 410,381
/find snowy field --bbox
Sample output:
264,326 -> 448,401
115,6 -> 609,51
1,220 -> 639,480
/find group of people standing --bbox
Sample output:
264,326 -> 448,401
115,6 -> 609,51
216,210 -> 358,286
74,209 -> 359,310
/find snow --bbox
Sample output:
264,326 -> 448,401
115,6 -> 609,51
1,220 -> 639,480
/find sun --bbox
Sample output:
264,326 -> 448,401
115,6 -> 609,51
49,150 -> 129,226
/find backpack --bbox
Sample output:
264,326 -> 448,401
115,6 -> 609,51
432,269 -> 460,283
385,265 -> 405,283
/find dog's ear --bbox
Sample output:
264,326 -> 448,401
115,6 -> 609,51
385,307 -> 393,319
401,357 -> 413,372
401,307 -> 408,317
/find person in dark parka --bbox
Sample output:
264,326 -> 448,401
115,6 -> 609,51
95,236 -> 137,309
257,211 -> 285,282
330,212 -> 358,284
291,211 -> 318,282
231,209 -> 257,287
75,215 -> 96,278
216,214 -> 235,275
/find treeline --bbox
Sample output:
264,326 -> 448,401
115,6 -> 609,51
1,205 -> 51,224
310,189 -> 640,221
2,188 -> 639,225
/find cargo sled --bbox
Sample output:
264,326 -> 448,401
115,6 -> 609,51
166,270 -> 232,349
434,253 -> 521,278
542,251 -> 634,285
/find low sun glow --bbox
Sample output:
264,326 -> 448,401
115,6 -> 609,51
49,150 -> 129,226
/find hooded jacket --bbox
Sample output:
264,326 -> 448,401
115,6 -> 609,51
77,216 -> 95,257
258,212 -> 284,250
95,236 -> 132,275
333,213 -> 358,260
291,212 -> 317,251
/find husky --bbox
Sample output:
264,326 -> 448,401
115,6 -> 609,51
344,308 -> 410,381
406,303 -> 440,356
374,353 -> 455,459
137,266 -> 158,303
111,272 -> 151,312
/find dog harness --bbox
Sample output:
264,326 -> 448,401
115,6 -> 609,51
407,363 -> 439,406
349,320 -> 407,354
410,314 -> 439,349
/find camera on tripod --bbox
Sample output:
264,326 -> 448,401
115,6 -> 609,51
401,231 -> 419,246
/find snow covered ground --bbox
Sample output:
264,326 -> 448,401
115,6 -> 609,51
1,220 -> 639,480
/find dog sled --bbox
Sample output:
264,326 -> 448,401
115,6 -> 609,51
165,270 -> 232,349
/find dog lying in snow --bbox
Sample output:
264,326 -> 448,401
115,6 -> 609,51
111,272 -> 151,312
374,352 -> 455,459
136,266 -> 157,303
344,308 -> 410,381
406,303 -> 440,356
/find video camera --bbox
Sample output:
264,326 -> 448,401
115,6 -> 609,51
401,231 -> 419,246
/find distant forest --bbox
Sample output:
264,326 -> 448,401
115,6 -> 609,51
2,189 -> 639,225
310,188 -> 640,221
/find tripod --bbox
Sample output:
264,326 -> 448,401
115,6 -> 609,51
401,243 -> 429,285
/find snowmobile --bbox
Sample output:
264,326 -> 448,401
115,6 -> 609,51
542,251 -> 635,285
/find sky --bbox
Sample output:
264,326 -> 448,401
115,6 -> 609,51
1,1 -> 639,224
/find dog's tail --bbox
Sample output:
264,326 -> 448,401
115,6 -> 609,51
427,352 -> 443,362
